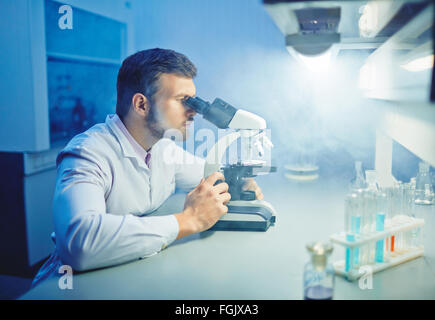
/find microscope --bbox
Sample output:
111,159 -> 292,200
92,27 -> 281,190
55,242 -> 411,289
184,97 -> 277,231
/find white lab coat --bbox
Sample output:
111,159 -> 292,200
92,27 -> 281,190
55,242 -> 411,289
33,114 -> 204,285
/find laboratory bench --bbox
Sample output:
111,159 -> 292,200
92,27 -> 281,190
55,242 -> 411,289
19,174 -> 435,300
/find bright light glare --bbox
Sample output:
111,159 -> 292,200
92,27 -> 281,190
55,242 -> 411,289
401,54 -> 434,72
359,63 -> 376,90
297,50 -> 332,73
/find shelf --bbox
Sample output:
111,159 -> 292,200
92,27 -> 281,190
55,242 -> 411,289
47,51 -> 121,66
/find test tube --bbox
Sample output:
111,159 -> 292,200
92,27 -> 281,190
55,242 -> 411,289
407,184 -> 421,251
395,216 -> 411,254
403,183 -> 412,216
400,184 -> 411,252
345,192 -> 363,266
344,194 -> 356,234
370,242 -> 376,263
385,187 -> 394,255
415,224 -> 423,249
360,243 -> 373,266
362,192 -> 372,234
345,233 -> 355,274
410,219 -> 423,251
397,181 -> 404,216
396,231 -> 404,254
389,182 -> 403,255
375,213 -> 385,262
404,182 -> 413,251
365,175 -> 376,234
404,230 -> 412,252
375,191 -> 387,263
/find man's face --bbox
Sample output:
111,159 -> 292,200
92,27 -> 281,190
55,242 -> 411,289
147,73 -> 196,140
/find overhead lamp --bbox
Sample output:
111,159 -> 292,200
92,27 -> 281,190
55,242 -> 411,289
291,47 -> 333,73
285,7 -> 341,56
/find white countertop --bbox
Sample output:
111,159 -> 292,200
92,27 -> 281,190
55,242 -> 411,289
20,174 -> 435,299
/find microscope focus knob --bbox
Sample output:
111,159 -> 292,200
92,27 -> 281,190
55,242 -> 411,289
240,190 -> 256,201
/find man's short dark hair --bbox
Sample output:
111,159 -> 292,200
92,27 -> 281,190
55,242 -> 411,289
116,48 -> 197,119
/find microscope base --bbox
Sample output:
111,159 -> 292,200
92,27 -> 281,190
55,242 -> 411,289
209,200 -> 276,231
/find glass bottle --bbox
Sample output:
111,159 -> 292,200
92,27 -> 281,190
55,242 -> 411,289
303,242 -> 335,300
415,162 -> 434,205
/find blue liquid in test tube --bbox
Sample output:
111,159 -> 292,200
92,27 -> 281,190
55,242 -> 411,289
375,213 -> 385,263
351,216 -> 361,265
345,233 -> 355,272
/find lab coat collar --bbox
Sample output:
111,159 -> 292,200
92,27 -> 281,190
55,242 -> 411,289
105,114 -> 150,170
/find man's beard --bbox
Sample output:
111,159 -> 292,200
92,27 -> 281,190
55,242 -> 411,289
146,103 -> 166,139
146,102 -> 190,141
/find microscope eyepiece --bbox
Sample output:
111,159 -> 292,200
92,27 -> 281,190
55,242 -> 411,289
184,97 -> 210,115
184,96 -> 238,129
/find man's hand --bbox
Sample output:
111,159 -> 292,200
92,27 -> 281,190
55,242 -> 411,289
242,178 -> 264,200
174,172 -> 231,239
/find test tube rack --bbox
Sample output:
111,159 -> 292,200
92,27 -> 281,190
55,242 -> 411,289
330,216 -> 424,281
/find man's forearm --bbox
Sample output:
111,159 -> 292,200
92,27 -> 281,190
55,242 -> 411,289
55,212 -> 179,271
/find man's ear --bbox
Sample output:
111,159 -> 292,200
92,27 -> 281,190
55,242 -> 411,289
131,93 -> 149,117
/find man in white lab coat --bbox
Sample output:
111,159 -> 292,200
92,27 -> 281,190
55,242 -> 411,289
32,48 -> 263,286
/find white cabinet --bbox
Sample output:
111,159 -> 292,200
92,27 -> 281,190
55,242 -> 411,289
0,0 -> 133,275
